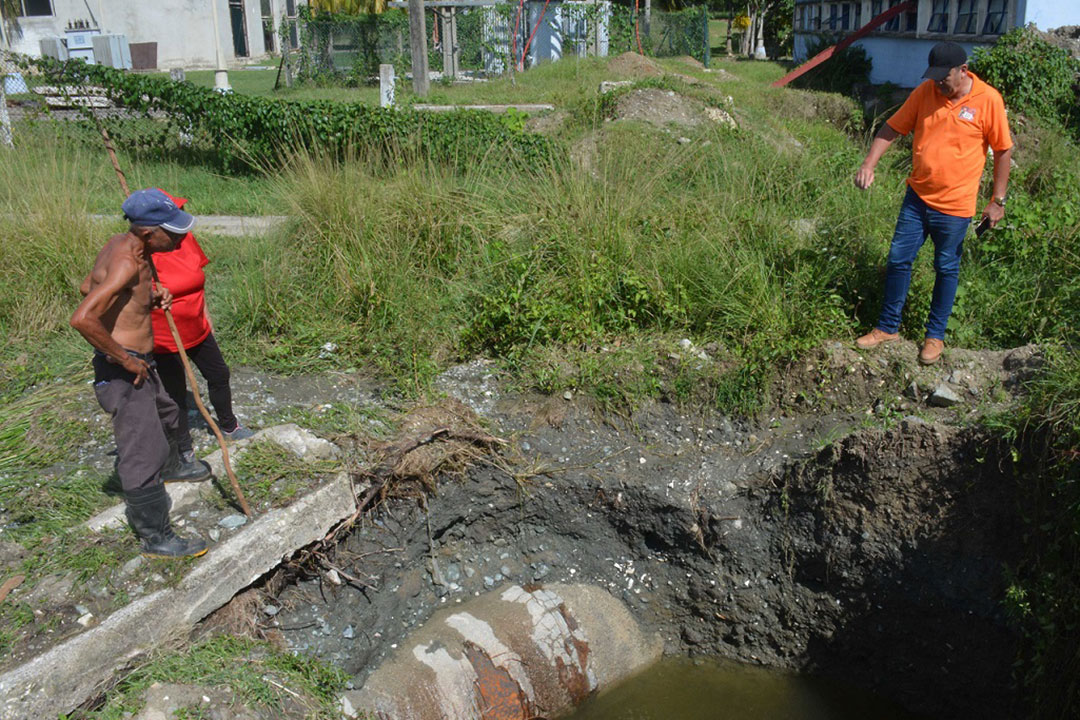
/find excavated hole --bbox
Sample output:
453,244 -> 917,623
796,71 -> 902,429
261,401 -> 1019,720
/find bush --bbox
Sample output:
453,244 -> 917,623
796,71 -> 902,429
970,26 -> 1080,132
22,56 -> 555,173
791,35 -> 872,96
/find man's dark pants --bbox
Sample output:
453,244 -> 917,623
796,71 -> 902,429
93,351 -> 179,492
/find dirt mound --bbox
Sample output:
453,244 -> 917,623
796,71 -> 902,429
613,88 -> 708,128
675,55 -> 706,69
607,51 -> 663,78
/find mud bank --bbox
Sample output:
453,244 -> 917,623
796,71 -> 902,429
266,353 -> 1027,720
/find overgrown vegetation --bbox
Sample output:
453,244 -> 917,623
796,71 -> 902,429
2,41 -> 1079,716
23,56 -> 554,172
970,26 -> 1080,136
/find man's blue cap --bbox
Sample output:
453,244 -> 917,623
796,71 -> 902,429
121,188 -> 196,233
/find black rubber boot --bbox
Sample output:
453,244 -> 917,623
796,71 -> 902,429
161,435 -> 212,483
124,484 -> 208,559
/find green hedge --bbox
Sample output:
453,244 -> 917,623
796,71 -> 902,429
24,57 -> 555,172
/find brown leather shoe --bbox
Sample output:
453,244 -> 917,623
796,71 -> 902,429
919,338 -> 944,365
856,328 -> 900,349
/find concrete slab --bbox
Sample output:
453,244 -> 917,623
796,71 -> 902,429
0,473 -> 357,720
413,104 -> 555,113
87,214 -> 288,237
85,424 -> 339,532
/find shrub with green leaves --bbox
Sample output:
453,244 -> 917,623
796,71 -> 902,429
23,56 -> 555,172
970,27 -> 1080,131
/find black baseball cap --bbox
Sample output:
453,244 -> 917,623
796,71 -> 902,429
922,42 -> 967,81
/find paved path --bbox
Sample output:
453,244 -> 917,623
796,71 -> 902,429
90,214 -> 288,237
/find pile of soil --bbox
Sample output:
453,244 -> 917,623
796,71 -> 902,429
612,88 -> 710,128
607,51 -> 664,78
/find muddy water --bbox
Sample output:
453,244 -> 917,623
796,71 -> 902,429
565,657 -> 923,720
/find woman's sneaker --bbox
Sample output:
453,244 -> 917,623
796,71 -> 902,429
222,424 -> 255,441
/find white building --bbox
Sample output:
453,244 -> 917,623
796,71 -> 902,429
793,0 -> 1080,87
0,0 -> 306,70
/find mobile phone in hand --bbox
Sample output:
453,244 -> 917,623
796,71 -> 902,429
975,216 -> 991,238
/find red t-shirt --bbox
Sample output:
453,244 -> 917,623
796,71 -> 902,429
151,233 -> 212,353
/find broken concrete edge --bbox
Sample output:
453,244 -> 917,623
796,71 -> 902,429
85,423 -> 341,533
0,472 -> 357,720
86,214 -> 289,237
412,103 -> 555,113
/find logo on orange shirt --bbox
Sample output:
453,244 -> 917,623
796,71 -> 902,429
958,106 -> 976,122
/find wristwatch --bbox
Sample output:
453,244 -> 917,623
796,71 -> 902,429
991,196 -> 1007,208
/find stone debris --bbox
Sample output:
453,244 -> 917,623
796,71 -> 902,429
928,384 -> 963,408
218,514 -> 248,529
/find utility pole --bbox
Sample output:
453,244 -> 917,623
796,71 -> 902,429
210,0 -> 232,91
408,0 -> 430,96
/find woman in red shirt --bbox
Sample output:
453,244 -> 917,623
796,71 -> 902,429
152,191 -> 253,468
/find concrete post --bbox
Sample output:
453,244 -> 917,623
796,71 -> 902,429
408,0 -> 430,96
379,63 -> 396,107
0,83 -> 13,149
210,0 -> 232,91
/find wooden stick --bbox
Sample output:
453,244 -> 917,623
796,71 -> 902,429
93,118 -> 252,517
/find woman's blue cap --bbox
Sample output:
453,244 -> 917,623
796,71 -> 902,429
121,188 -> 196,233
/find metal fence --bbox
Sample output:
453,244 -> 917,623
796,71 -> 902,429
293,3 -> 710,84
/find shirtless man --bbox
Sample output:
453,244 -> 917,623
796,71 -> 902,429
71,189 -> 209,559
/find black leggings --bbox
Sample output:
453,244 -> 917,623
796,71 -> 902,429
154,333 -> 238,453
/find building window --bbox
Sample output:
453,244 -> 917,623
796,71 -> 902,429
827,3 -> 838,29
885,0 -> 904,31
14,0 -> 53,16
797,6 -> 807,30
854,2 -> 861,27
954,0 -> 977,33
983,0 -> 1007,34
285,0 -> 299,49
927,0 -> 949,32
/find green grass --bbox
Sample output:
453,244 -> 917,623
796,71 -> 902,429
70,634 -> 349,720
230,440 -> 340,510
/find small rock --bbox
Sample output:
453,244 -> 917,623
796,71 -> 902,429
208,529 -> 221,542
483,576 -> 495,588
533,563 -> 551,580
563,390 -> 573,401
521,441 -> 531,452
905,381 -> 921,400
120,556 -> 144,576
500,565 -> 512,577
219,514 -> 248,529
444,564 -> 461,582
464,566 -> 476,578
75,604 -> 90,615
929,384 -> 962,407
76,613 -> 94,627
262,604 -> 280,616
343,625 -> 355,639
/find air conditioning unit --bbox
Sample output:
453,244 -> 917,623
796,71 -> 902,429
92,34 -> 133,70
39,37 -> 70,61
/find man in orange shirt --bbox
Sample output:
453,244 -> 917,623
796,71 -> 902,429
853,42 -> 1012,364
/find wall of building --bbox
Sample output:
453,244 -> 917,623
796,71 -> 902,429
1,0 -> 290,69
795,33 -> 989,86
792,0 -> 1038,88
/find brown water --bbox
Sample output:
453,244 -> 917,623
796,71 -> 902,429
564,657 -> 925,720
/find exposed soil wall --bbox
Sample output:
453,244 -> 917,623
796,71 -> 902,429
268,380 -> 1021,719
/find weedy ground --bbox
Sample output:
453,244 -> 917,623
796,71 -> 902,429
0,51 -> 1077,719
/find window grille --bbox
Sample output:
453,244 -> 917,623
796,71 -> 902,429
954,0 -> 977,33
983,0 -> 1007,34
927,0 -> 949,33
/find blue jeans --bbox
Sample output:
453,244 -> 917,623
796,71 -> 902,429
876,187 -> 971,340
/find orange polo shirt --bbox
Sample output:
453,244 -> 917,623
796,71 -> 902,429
886,72 -> 1012,217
